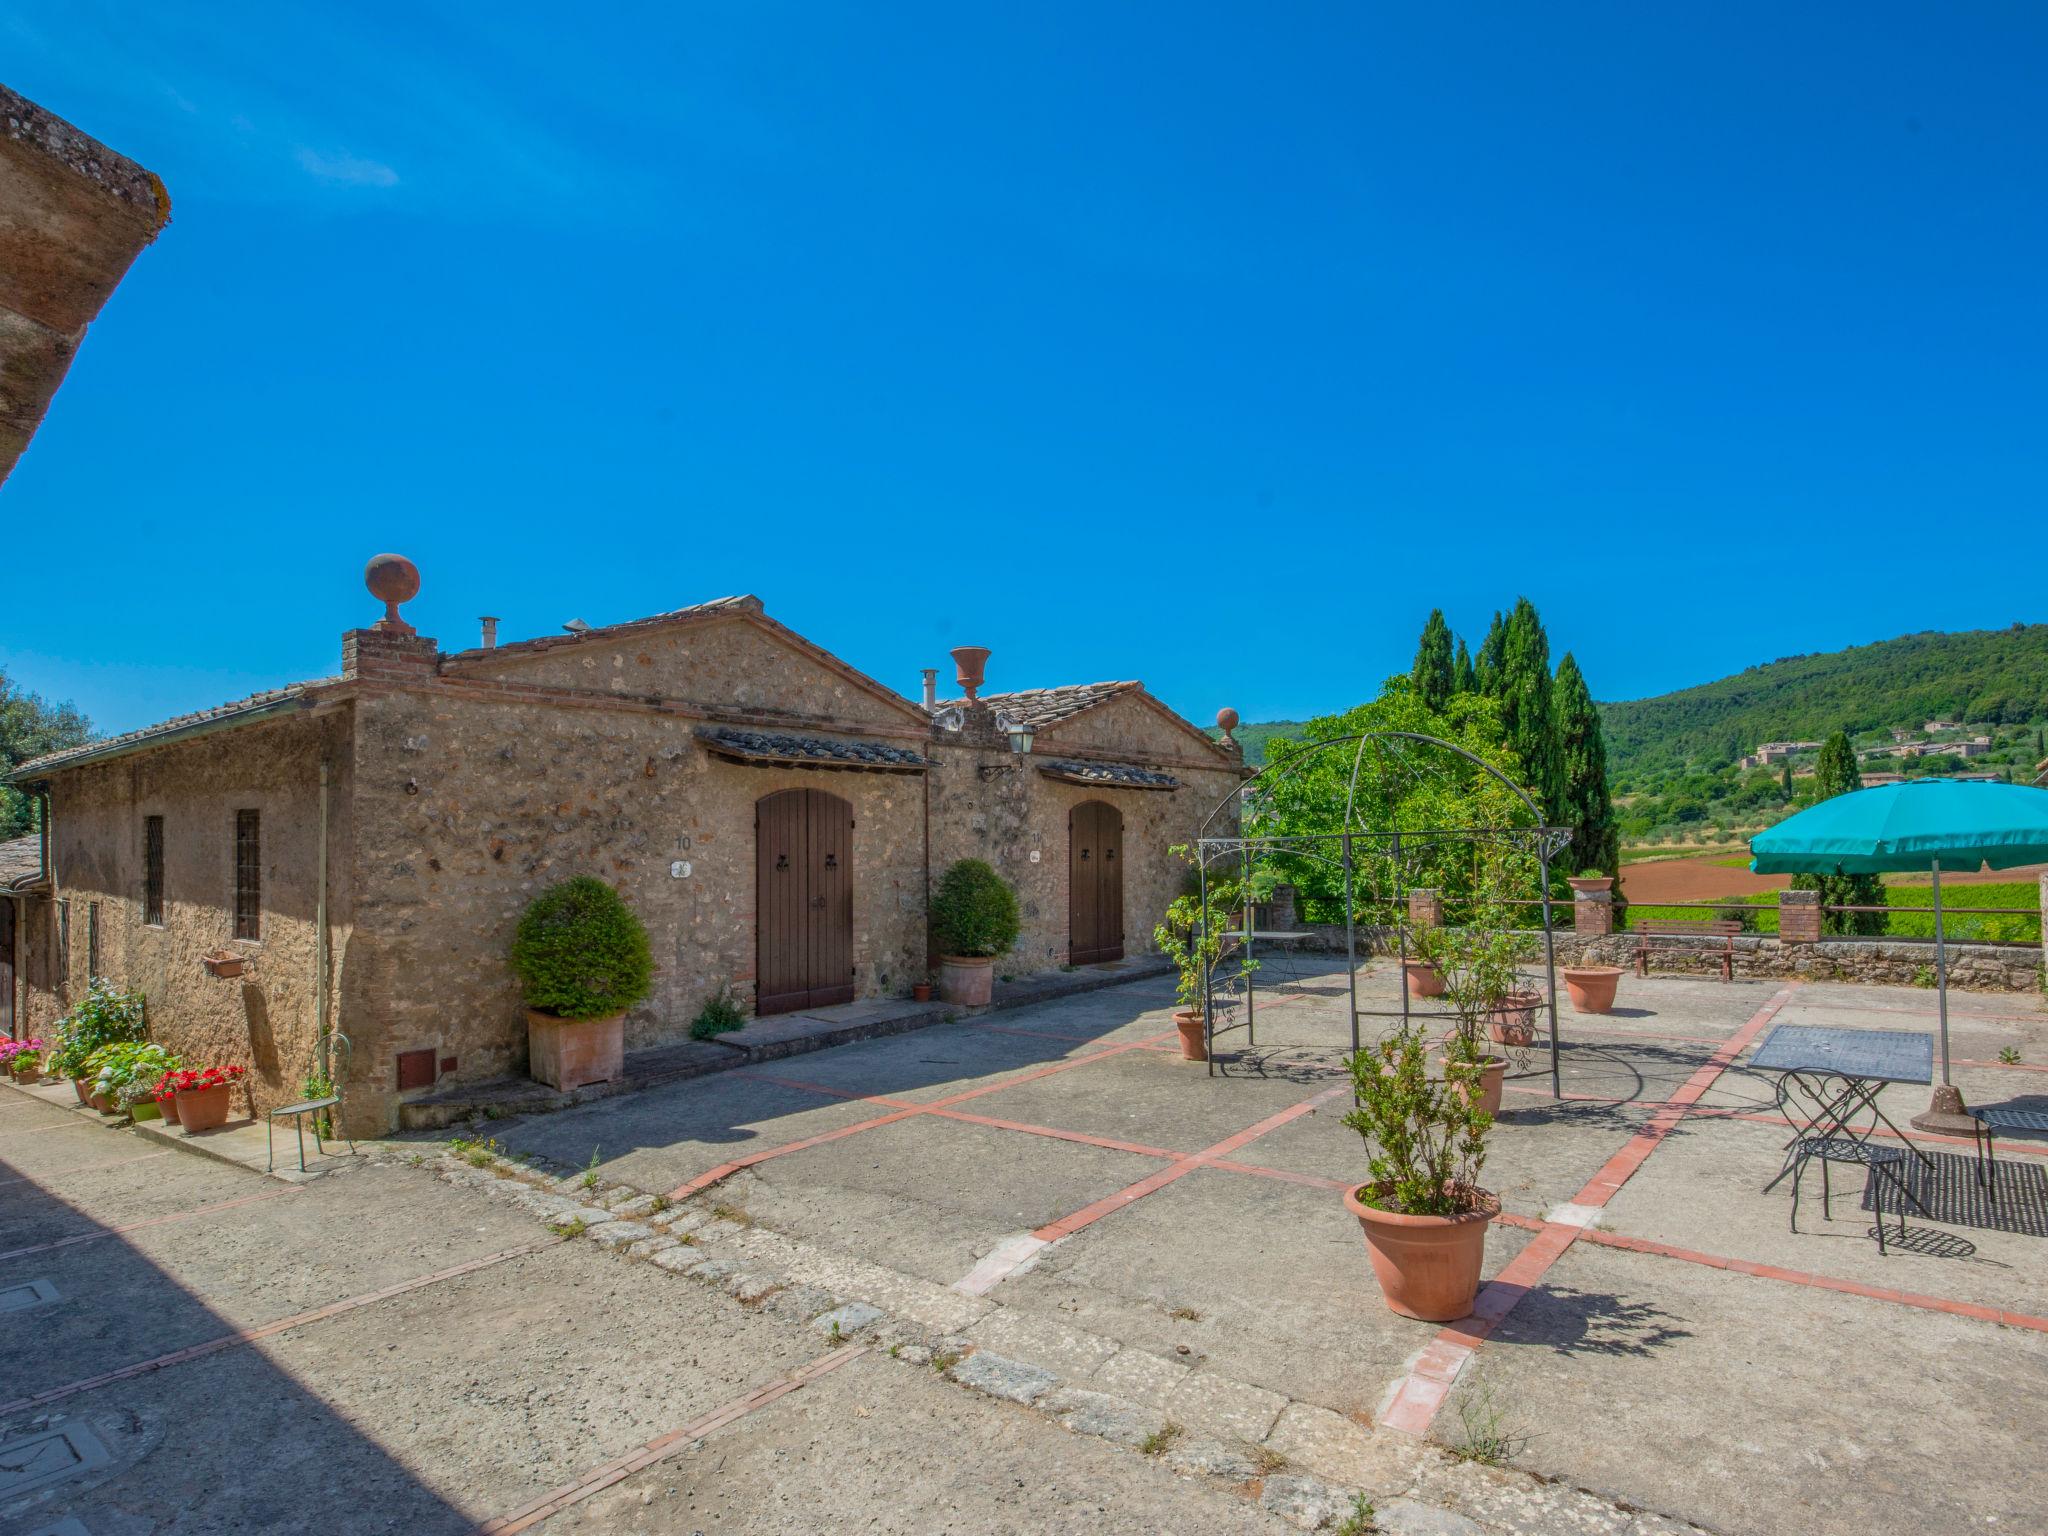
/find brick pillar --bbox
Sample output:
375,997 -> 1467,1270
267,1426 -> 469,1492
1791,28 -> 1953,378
1408,889 -> 1442,928
1574,887 -> 1614,936
1780,888 -> 1822,943
343,627 -> 440,681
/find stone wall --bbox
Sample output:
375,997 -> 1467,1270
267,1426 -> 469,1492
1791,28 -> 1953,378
336,683 -> 931,1133
31,709 -> 354,1118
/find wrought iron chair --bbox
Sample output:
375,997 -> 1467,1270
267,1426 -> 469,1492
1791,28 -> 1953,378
1775,1071 -> 1928,1254
267,1032 -> 357,1173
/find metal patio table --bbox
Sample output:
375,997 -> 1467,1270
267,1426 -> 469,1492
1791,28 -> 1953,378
1751,1024 -> 1937,1188
1968,1104 -> 2048,1194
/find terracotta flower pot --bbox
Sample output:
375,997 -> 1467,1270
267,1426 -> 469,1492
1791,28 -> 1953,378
1173,1009 -> 1208,1062
1430,1050 -> 1507,1117
912,983 -> 932,1003
89,1090 -> 120,1114
1487,991 -> 1543,1047
73,1077 -> 91,1104
1562,965 -> 1624,1014
1344,1183 -> 1500,1322
11,1063 -> 40,1084
160,1095 -> 184,1128
937,956 -> 994,1007
1566,877 -> 1614,895
527,1010 -> 625,1091
1402,960 -> 1446,998
175,1082 -> 232,1133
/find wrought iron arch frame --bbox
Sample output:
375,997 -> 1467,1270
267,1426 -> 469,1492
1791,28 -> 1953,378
1194,729 -> 1571,1094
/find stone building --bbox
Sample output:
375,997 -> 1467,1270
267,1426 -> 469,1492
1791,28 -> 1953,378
4,557 -> 1242,1133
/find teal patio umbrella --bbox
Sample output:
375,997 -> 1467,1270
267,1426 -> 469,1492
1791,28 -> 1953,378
1750,777 -> 2048,1131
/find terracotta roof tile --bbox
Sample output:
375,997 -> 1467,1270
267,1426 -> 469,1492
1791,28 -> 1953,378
697,728 -> 932,773
9,680 -> 331,780
934,682 -> 1140,727
0,834 -> 43,888
440,595 -> 761,664
1037,760 -> 1180,791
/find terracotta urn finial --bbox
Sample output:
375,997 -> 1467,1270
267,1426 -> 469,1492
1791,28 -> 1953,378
1216,706 -> 1240,746
365,553 -> 421,635
951,646 -> 991,702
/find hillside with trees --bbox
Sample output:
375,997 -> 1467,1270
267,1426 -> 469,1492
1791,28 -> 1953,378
1599,624 -> 2048,774
0,669 -> 92,840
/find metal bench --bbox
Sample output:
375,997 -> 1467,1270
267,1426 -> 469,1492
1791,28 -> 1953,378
1632,918 -> 1740,981
267,1095 -> 354,1172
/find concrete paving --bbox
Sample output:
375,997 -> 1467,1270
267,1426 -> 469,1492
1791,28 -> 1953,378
6,958 -> 2045,1533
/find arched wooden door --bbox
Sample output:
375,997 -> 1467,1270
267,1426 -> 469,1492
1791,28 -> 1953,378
756,788 -> 855,1015
1068,800 -> 1124,964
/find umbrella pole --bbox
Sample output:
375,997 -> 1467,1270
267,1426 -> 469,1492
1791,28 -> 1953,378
1912,856 -> 1974,1134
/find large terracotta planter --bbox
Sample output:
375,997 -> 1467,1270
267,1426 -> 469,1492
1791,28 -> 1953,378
1562,965 -> 1624,1015
89,1089 -> 119,1114
175,1083 -> 232,1133
527,1010 -> 624,1091
937,956 -> 994,1007
12,1061 -> 41,1084
1402,960 -> 1446,998
1567,876 -> 1614,895
1487,991 -> 1543,1047
1344,1183 -> 1500,1321
160,1094 -> 185,1128
1430,1050 -> 1507,1117
1173,1009 -> 1208,1062
73,1077 -> 91,1104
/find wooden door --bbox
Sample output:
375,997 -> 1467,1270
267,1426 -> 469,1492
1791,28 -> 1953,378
756,789 -> 856,1015
1068,801 -> 1124,964
0,899 -> 14,1039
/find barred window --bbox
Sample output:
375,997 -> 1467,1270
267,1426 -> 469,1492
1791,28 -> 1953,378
57,900 -> 70,986
87,901 -> 100,977
144,816 -> 165,926
233,810 -> 261,941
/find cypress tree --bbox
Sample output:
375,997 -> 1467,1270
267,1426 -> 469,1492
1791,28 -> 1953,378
1552,652 -> 1617,878
1791,731 -> 1885,935
1780,761 -> 1793,799
1474,612 -> 1506,696
1452,638 -> 1475,695
1412,610 -> 1455,712
1495,598 -> 1560,816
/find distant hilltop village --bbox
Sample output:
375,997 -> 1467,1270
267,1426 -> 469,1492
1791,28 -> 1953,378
1735,721 -> 2007,789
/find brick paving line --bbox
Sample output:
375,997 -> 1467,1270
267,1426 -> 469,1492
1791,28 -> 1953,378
0,1237 -> 562,1417
0,1149 -> 173,1190
0,1185 -> 301,1263
1790,996 -> 2048,1026
666,1031 -> 1178,1200
0,1119 -> 110,1139
1375,984 -> 1800,1438
472,1344 -> 871,1535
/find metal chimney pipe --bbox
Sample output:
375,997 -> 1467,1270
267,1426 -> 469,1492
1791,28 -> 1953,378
480,616 -> 500,650
921,669 -> 938,709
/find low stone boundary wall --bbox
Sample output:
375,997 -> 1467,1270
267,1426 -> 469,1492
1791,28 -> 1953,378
1266,923 -> 2043,993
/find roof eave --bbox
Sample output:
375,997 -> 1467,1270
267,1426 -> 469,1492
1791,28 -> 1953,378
7,693 -> 315,785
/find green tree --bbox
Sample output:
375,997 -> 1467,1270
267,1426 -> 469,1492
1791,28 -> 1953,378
1473,612 -> 1506,696
0,670 -> 93,840
1552,653 -> 1617,879
1494,598 -> 1560,817
1790,732 -> 1885,936
1452,638 -> 1475,695
1411,610 -> 1455,712
1780,761 -> 1793,799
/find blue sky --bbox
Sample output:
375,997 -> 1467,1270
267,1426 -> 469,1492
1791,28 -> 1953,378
4,3 -> 2044,737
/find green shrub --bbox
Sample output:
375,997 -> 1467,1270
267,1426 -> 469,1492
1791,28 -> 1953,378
690,985 -> 747,1040
49,977 -> 148,1078
510,877 -> 654,1020
930,859 -> 1019,958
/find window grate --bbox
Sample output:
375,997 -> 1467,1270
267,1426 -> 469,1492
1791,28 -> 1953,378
144,816 -> 165,926
86,902 -> 100,978
233,809 -> 261,941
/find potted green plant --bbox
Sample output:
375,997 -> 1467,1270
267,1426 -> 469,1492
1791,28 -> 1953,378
47,978 -> 148,1100
1411,921 -> 1534,1114
511,876 -> 653,1090
85,1042 -> 182,1119
0,1037 -> 45,1082
1566,867 -> 1614,896
931,859 -> 1019,1006
1154,894 -> 1226,1060
159,1064 -> 246,1133
1341,1026 -> 1498,1321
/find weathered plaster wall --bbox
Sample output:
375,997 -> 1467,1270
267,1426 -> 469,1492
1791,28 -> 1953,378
337,684 -> 928,1133
12,894 -> 65,1038
452,616 -> 924,733
32,709 -> 353,1118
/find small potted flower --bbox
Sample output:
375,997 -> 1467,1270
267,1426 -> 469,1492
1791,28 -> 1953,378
930,859 -> 1019,1007
911,974 -> 933,1003
511,876 -> 654,1090
0,1037 -> 45,1082
164,1064 -> 247,1133
1342,1026 -> 1498,1321
85,1042 -> 182,1119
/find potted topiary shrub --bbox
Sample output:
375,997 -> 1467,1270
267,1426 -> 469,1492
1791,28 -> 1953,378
1342,1026 -> 1498,1321
931,859 -> 1019,1006
512,876 -> 654,1090
1154,894 -> 1226,1061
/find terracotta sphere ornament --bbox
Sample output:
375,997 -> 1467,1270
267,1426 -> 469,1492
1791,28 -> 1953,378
366,553 -> 421,633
